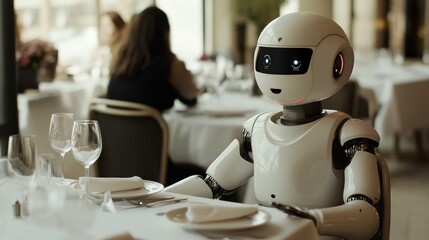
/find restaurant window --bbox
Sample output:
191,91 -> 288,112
14,0 -> 204,74
157,0 -> 204,63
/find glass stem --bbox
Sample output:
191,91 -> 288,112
85,165 -> 90,198
60,153 -> 65,184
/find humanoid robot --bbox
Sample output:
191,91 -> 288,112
166,12 -> 382,240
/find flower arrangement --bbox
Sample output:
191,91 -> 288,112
17,39 -> 55,70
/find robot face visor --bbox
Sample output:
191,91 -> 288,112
255,47 -> 313,75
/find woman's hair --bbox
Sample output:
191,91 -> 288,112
110,6 -> 173,79
101,11 -> 126,49
103,11 -> 126,32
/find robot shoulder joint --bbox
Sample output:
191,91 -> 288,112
340,119 -> 380,146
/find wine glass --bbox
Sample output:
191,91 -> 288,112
49,113 -> 75,185
7,134 -> 37,188
7,134 -> 37,218
71,120 -> 102,202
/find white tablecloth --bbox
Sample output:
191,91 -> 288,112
164,93 -> 279,169
0,159 -> 319,240
353,63 -> 429,138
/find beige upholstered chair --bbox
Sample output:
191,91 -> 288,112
322,80 -> 360,117
322,80 -> 379,125
374,152 -> 391,240
89,98 -> 168,185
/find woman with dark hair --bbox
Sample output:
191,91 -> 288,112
107,6 -> 202,185
107,6 -> 198,112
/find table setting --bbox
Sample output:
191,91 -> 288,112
0,111 -> 319,239
0,154 -> 319,240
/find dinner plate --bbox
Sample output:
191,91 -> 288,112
70,179 -> 163,199
166,207 -> 270,230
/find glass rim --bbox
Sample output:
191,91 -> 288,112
9,133 -> 36,139
52,113 -> 75,116
74,120 -> 98,124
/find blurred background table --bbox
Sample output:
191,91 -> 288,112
353,62 -> 429,155
164,92 -> 279,169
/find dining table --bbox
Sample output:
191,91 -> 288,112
164,92 -> 279,169
352,62 -> 429,155
0,158 -> 320,240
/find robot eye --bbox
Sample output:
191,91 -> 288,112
291,59 -> 302,71
333,53 -> 344,79
263,55 -> 272,69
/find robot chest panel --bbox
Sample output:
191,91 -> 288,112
251,121 -> 344,208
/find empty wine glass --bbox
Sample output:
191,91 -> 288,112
7,134 -> 37,188
71,120 -> 102,202
7,134 -> 37,218
49,113 -> 75,185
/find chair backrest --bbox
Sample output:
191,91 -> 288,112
357,86 -> 380,126
322,80 -> 360,118
372,152 -> 391,240
89,98 -> 169,185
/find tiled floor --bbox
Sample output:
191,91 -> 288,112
379,131 -> 429,240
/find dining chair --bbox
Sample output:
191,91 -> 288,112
89,98 -> 168,185
357,86 -> 379,125
373,152 -> 391,240
322,80 -> 379,125
322,80 -> 360,118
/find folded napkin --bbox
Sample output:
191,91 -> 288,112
186,203 -> 258,223
79,176 -> 145,193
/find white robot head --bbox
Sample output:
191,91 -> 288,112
254,12 -> 354,106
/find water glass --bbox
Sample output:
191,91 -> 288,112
71,120 -> 102,202
49,113 -> 75,185
7,134 -> 37,189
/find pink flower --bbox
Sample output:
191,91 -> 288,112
17,39 -> 54,70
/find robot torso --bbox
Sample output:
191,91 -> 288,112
246,110 -> 350,208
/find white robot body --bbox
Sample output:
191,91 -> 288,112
165,12 -> 387,240
248,111 -> 347,208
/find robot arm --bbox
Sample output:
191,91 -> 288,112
164,139 -> 254,199
308,119 -> 382,240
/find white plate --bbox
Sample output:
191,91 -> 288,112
166,207 -> 270,230
70,180 -> 163,199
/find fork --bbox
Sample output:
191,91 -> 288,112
125,197 -> 187,208
125,196 -> 174,206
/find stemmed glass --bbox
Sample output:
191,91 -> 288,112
7,134 -> 37,187
71,120 -> 102,202
7,134 -> 37,218
49,113 -> 75,185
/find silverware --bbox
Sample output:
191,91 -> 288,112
124,196 -> 174,206
145,198 -> 187,207
271,202 -> 316,225
124,197 -> 187,208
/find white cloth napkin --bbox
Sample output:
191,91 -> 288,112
186,203 -> 258,223
79,176 -> 145,192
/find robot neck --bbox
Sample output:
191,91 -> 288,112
280,101 -> 326,125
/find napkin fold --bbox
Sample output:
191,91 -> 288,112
79,176 -> 145,193
186,203 -> 258,223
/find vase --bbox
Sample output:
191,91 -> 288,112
18,68 -> 38,93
